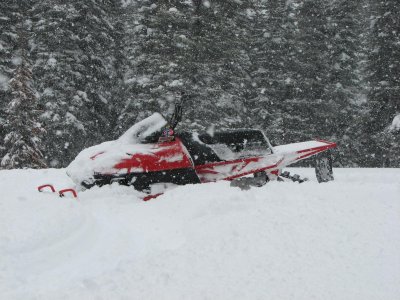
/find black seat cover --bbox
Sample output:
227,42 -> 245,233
177,132 -> 222,165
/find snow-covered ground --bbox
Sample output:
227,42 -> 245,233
0,168 -> 399,300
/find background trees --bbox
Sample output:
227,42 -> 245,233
1,1 -> 46,169
0,0 -> 18,160
29,0 -> 121,166
0,0 -> 398,168
364,0 -> 400,167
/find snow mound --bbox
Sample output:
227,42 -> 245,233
0,168 -> 399,299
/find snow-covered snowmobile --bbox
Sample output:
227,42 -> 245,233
63,102 -> 336,200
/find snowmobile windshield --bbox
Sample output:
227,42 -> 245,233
118,113 -> 168,144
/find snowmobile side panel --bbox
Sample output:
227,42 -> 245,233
274,140 -> 337,165
113,138 -> 193,173
274,140 -> 336,156
92,167 -> 200,191
194,155 -> 284,183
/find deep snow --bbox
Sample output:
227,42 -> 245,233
0,168 -> 399,300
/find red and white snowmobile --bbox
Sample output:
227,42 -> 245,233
64,103 -> 336,200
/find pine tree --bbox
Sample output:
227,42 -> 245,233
247,1 -> 294,144
323,0 -> 364,166
365,0 -> 400,167
181,0 -> 255,129
1,27 -> 46,169
278,0 -> 330,145
1,0 -> 388,168
120,0 -> 255,133
31,0 -> 121,166
0,0 -> 19,159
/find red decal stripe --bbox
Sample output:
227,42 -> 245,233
223,158 -> 284,181
195,156 -> 262,170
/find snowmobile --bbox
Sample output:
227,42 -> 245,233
56,99 -> 336,200
39,99 -> 336,199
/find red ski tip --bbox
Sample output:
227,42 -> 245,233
37,184 -> 56,193
143,193 -> 163,201
59,189 -> 78,198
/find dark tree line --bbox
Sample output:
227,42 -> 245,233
0,0 -> 399,169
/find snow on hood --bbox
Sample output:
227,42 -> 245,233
273,140 -> 332,154
66,113 -> 168,187
118,113 -> 167,144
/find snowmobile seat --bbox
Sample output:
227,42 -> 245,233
177,132 -> 222,165
198,129 -> 271,154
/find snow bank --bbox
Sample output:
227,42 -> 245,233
0,168 -> 399,299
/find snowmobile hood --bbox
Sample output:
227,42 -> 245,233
66,113 -> 170,186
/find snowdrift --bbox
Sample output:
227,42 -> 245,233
0,168 -> 399,299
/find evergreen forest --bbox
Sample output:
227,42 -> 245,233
0,0 -> 399,169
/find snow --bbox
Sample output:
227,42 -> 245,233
246,9 -> 256,19
0,168 -> 399,299
120,0 -> 132,8
168,79 -> 183,87
65,112 -> 85,131
206,124 -> 215,136
12,56 -> 22,66
42,87 -> 54,96
125,75 -> 151,86
117,112 -> 167,144
47,57 -> 57,67
0,73 -> 9,90
390,114 -> 400,131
